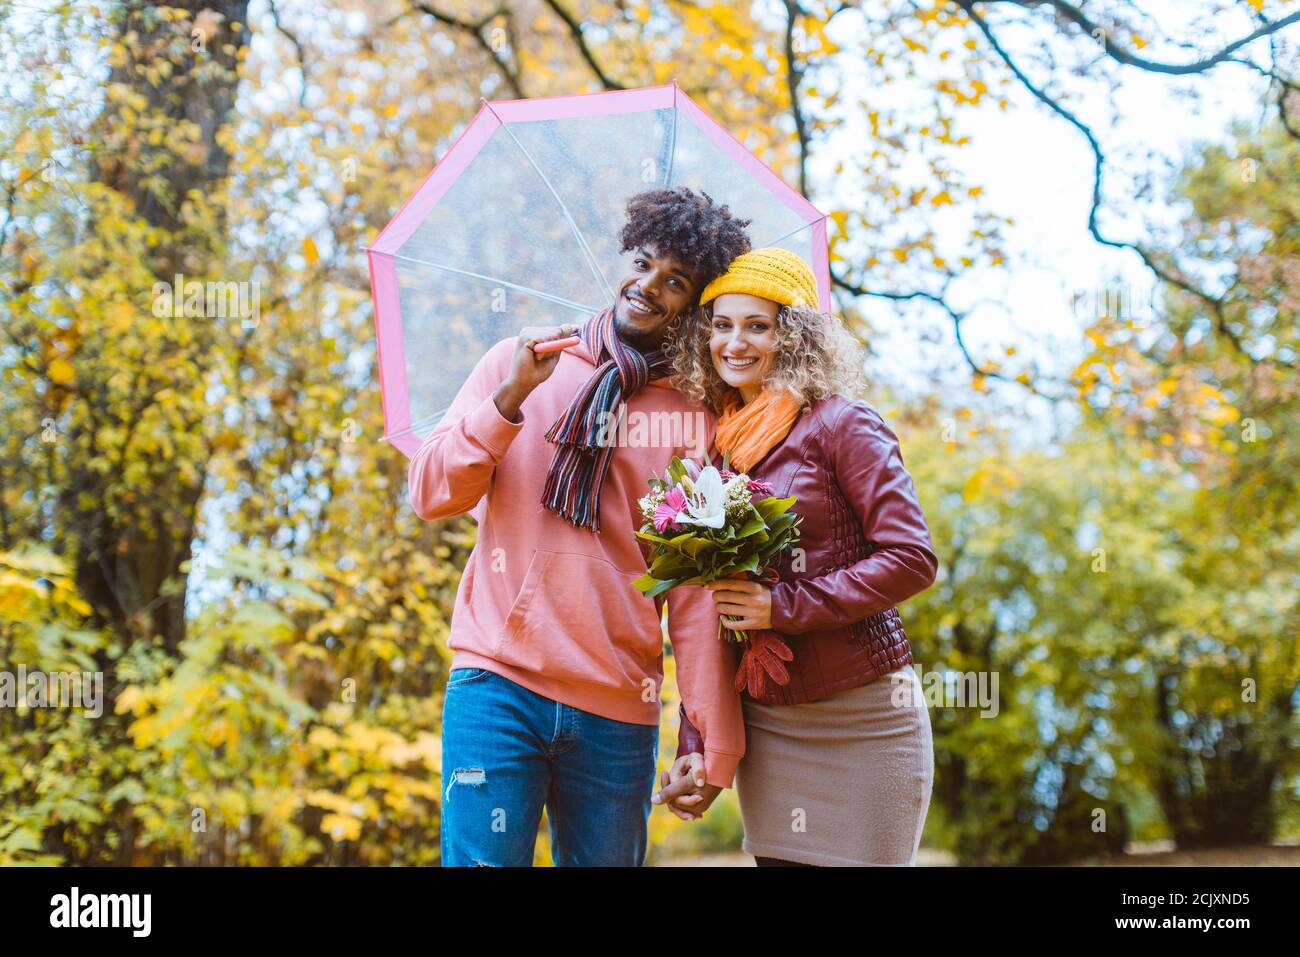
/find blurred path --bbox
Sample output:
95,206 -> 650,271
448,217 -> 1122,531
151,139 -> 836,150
653,843 -> 1300,867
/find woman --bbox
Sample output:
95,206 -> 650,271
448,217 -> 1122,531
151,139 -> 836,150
656,247 -> 939,867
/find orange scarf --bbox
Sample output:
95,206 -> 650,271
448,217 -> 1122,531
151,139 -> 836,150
715,389 -> 802,472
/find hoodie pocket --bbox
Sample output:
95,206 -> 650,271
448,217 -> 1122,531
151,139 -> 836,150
493,550 -> 664,693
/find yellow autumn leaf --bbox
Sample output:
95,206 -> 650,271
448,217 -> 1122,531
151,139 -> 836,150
110,301 -> 135,333
115,685 -> 149,716
205,719 -> 239,747
320,813 -> 362,841
302,237 -> 319,265
47,358 -> 75,384
305,789 -> 355,814
1206,405 -> 1238,425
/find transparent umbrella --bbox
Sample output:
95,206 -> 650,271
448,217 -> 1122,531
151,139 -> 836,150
366,81 -> 830,458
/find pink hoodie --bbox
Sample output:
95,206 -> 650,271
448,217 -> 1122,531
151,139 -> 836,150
407,334 -> 745,787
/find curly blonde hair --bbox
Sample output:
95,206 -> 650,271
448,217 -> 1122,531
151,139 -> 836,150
665,301 -> 868,414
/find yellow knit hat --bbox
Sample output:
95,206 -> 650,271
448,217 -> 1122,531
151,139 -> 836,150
699,247 -> 819,310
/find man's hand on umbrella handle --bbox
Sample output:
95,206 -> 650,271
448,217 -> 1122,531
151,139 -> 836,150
495,324 -> 579,421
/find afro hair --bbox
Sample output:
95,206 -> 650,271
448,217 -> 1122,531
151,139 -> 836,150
619,187 -> 752,294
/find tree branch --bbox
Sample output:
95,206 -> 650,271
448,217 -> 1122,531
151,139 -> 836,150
982,0 -> 1300,76
956,0 -> 1295,369
782,0 -> 812,198
266,0 -> 308,109
410,3 -> 525,99
779,0 -> 1028,389
541,0 -> 625,90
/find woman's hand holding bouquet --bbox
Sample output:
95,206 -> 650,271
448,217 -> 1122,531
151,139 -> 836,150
633,455 -> 801,697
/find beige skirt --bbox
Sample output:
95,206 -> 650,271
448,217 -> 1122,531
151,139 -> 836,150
735,664 -> 934,866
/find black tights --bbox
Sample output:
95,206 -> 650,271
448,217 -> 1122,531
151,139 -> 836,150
754,855 -> 816,867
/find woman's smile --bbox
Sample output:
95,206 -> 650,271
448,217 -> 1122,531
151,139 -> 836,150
709,292 -> 780,403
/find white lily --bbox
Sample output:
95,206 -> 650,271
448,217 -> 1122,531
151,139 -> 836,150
675,465 -> 747,529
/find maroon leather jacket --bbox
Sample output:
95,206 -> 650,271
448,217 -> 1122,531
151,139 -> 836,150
677,394 -> 938,759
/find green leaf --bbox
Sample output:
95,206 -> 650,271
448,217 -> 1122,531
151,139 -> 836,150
632,572 -> 662,594
668,456 -> 686,483
632,566 -> 686,597
635,530 -> 677,547
678,536 -> 716,560
716,553 -> 760,577
649,551 -> 696,578
755,496 -> 797,521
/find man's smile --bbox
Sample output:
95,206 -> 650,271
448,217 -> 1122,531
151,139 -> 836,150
624,287 -> 660,317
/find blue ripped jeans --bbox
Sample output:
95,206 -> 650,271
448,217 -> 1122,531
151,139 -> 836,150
439,667 -> 660,866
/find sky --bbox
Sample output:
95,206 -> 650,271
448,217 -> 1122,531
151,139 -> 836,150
803,0 -> 1282,436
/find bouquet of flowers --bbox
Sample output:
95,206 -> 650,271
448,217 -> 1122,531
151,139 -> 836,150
633,456 -> 802,695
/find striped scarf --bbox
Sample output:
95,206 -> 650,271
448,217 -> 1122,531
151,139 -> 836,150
542,308 -> 674,532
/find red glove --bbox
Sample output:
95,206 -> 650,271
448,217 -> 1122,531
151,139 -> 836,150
734,630 -> 794,698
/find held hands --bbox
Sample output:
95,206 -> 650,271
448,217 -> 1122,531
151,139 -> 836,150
651,752 -> 722,821
651,582 -> 774,821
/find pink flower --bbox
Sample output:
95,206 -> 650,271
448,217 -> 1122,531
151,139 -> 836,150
720,468 -> 737,481
747,479 -> 774,497
654,485 -> 688,531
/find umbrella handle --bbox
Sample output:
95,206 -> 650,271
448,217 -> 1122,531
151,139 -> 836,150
532,335 -> 582,355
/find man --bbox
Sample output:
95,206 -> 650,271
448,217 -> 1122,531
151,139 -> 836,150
408,187 -> 751,866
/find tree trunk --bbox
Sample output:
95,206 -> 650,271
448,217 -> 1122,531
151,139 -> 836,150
68,0 -> 250,652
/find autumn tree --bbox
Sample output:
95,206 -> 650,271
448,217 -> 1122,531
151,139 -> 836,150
3,0 -> 1297,864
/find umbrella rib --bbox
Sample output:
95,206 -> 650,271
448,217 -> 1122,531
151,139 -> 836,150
382,410 -> 449,443
761,218 -> 826,248
666,82 -> 677,186
484,103 -> 617,305
374,251 -> 600,314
